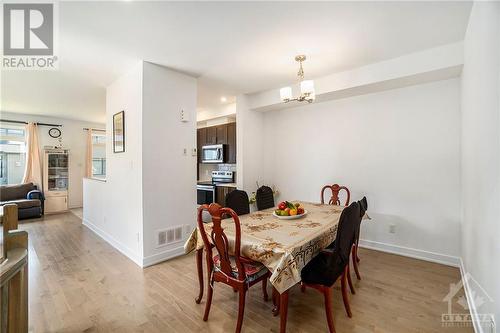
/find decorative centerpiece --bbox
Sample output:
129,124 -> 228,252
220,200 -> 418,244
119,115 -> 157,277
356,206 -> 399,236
273,201 -> 307,220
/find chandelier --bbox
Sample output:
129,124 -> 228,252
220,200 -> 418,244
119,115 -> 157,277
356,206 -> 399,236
280,55 -> 315,103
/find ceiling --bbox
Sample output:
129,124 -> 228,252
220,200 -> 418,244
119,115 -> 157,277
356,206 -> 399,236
1,1 -> 472,123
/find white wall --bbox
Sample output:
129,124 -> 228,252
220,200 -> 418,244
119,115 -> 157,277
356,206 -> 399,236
141,62 -> 197,265
261,79 -> 462,260
83,61 -> 197,267
236,94 -> 265,193
461,2 -> 500,330
84,62 -> 144,265
0,111 -> 104,208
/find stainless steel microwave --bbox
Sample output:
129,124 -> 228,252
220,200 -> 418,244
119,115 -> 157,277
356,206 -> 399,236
201,144 -> 225,164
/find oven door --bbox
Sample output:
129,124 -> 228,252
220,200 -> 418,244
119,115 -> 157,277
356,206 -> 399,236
197,185 -> 215,205
201,144 -> 224,163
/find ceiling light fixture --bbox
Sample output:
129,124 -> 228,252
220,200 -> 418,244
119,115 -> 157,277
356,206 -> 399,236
220,96 -> 227,103
280,55 -> 315,103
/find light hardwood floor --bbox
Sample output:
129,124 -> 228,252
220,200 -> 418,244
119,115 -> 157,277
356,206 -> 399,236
20,212 -> 472,333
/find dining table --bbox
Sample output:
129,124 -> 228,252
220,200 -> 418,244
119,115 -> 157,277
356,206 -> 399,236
184,201 -> 349,333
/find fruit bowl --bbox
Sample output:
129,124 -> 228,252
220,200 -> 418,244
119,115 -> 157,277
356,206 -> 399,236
273,201 -> 307,219
272,210 -> 308,220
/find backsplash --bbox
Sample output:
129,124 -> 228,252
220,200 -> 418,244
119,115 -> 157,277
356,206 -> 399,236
217,164 -> 237,172
198,163 -> 237,181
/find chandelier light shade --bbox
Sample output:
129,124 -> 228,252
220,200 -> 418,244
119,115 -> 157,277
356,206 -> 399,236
280,55 -> 315,103
280,87 -> 293,101
300,80 -> 314,95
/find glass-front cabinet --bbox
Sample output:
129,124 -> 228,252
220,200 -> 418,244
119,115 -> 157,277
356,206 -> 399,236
43,149 -> 69,213
47,152 -> 69,191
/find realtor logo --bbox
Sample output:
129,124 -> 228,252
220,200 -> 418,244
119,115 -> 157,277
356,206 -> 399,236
442,272 -> 495,330
2,2 -> 58,69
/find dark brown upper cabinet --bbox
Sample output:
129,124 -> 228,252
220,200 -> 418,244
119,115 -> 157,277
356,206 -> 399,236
227,122 -> 236,164
206,126 -> 217,145
197,127 -> 207,164
197,122 -> 236,166
216,125 -> 227,144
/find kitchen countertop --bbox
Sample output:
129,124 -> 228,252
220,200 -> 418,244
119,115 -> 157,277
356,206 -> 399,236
219,182 -> 237,188
197,181 -> 237,188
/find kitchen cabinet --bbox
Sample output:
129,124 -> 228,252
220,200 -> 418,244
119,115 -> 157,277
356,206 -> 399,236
227,122 -> 236,164
216,186 -> 235,206
197,127 -> 207,164
197,122 -> 236,166
216,125 -> 227,144
206,126 -> 217,145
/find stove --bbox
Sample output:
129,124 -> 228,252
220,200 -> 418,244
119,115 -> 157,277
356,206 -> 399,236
197,171 -> 234,205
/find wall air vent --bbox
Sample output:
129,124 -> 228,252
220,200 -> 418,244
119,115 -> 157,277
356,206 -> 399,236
156,225 -> 190,248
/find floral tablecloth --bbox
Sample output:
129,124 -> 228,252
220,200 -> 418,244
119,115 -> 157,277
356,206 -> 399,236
184,202 -> 345,294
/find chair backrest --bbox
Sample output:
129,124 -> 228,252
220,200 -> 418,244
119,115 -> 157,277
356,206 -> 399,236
255,186 -> 274,210
359,196 -> 368,213
332,202 -> 359,264
225,190 -> 250,216
197,203 -> 245,280
354,196 -> 368,239
320,184 -> 350,206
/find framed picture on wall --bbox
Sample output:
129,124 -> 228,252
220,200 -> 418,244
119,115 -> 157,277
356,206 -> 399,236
113,111 -> 125,153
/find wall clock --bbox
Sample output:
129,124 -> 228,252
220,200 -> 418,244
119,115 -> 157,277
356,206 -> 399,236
48,127 -> 61,138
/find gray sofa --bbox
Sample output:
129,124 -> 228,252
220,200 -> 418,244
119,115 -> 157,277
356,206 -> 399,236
0,183 -> 44,219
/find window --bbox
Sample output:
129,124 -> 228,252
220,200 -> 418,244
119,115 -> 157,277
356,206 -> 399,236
91,132 -> 106,179
0,124 -> 26,185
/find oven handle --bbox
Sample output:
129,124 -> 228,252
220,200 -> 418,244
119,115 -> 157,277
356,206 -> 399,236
197,185 -> 215,191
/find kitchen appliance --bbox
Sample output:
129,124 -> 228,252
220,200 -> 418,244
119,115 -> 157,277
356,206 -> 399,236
197,184 -> 215,205
211,171 -> 233,184
196,171 -> 234,205
201,144 -> 225,164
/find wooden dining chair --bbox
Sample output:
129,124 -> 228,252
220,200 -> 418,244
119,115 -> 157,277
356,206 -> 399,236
197,203 -> 270,333
225,189 -> 250,216
300,202 -> 360,333
320,184 -> 351,206
351,196 -> 367,281
320,184 -> 355,290
255,185 -> 275,210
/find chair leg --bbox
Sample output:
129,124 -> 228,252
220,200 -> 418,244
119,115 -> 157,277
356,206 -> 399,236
341,266 -> 352,318
195,249 -> 204,304
235,290 -> 246,333
352,245 -> 361,280
203,281 -> 213,321
262,277 -> 269,302
323,287 -> 336,333
347,264 -> 355,295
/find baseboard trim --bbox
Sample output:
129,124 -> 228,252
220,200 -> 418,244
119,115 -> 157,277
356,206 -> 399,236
142,246 -> 185,268
82,218 -> 143,267
358,239 -> 461,267
459,259 -> 482,333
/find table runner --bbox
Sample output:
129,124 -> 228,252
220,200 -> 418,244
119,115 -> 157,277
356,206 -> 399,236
184,202 -> 344,293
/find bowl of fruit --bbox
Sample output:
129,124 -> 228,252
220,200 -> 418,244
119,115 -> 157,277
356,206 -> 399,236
273,201 -> 307,220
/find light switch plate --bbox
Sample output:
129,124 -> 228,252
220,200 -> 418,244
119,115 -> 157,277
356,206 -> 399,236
180,109 -> 189,122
